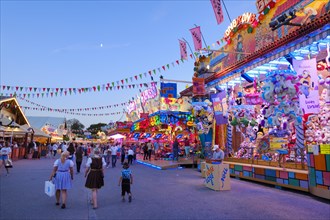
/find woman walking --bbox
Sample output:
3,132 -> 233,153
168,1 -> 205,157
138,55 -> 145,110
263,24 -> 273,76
85,148 -> 106,209
75,144 -> 84,173
0,142 -> 12,176
49,151 -> 74,209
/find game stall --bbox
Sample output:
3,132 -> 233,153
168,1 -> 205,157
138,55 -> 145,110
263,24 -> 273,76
181,0 -> 330,199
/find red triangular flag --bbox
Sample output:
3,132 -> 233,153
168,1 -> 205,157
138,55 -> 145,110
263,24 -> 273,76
134,76 -> 138,80
176,60 -> 179,65
162,66 -> 165,70
121,80 -> 124,84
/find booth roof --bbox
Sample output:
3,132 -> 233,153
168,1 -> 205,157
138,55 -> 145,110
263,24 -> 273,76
21,124 -> 50,138
27,116 -> 65,129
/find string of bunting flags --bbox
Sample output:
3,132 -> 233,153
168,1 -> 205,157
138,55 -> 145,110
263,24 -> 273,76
0,81 -> 159,98
18,96 -> 128,112
0,102 -> 124,116
0,32 -> 230,98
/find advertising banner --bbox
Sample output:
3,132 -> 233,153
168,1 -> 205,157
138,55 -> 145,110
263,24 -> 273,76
293,58 -> 320,114
160,83 -> 177,98
192,77 -> 206,96
210,0 -> 224,25
210,91 -> 227,125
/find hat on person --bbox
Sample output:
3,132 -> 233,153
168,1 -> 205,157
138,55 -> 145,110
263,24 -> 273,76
212,145 -> 219,151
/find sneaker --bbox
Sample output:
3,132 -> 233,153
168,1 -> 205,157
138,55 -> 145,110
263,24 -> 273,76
61,204 -> 66,209
128,195 -> 132,203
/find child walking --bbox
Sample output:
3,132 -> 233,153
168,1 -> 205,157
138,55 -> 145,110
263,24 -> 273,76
118,162 -> 133,202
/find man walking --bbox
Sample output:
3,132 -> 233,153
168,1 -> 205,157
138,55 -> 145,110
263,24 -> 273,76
110,143 -> 119,168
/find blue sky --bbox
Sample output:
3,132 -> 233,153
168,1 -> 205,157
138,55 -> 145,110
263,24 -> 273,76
1,0 -> 257,128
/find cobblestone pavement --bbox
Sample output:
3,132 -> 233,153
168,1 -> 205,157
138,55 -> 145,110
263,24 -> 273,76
0,156 -> 329,220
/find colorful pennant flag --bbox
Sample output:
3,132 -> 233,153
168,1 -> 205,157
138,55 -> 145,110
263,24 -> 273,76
190,26 -> 202,51
210,0 -> 224,25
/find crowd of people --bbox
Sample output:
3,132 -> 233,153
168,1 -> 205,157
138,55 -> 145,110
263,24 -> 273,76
48,142 -> 135,209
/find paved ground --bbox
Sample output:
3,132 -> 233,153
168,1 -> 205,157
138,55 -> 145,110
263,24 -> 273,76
0,156 -> 329,220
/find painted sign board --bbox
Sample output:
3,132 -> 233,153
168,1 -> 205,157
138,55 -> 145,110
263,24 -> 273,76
204,163 -> 231,191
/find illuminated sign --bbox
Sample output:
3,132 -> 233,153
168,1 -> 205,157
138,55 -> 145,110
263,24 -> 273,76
127,101 -> 136,114
224,12 -> 257,39
141,83 -> 158,105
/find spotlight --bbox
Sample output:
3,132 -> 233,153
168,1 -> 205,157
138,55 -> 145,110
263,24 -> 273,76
277,14 -> 288,23
289,9 -> 296,17
269,20 -> 278,29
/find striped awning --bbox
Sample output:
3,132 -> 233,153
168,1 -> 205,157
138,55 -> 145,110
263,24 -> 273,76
245,29 -> 330,72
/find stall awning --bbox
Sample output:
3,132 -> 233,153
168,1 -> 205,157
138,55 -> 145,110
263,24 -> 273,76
244,29 -> 330,72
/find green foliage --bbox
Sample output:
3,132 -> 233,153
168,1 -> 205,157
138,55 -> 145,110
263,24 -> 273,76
87,123 -> 107,135
67,119 -> 85,131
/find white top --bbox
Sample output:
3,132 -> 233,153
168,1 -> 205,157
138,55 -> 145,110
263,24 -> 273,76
52,144 -> 58,151
53,159 -> 74,167
110,146 -> 119,155
0,147 -> 12,155
128,149 -> 134,156
62,144 -> 68,152
85,157 -> 106,168
212,149 -> 224,160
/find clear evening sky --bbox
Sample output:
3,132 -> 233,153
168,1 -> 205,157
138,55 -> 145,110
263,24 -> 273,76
1,0 -> 256,128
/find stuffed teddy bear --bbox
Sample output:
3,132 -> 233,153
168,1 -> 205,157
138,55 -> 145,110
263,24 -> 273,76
321,127 -> 330,143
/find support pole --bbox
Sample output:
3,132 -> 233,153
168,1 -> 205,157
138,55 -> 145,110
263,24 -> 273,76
182,38 -> 196,60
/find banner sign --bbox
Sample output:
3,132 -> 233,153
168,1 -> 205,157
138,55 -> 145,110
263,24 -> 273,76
192,77 -> 206,96
189,26 -> 202,51
210,0 -> 224,25
160,83 -> 177,98
141,84 -> 158,105
293,58 -> 320,114
179,39 -> 188,60
210,91 -> 227,125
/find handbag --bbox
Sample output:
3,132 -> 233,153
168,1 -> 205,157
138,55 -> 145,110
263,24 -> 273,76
44,180 -> 55,197
5,158 -> 13,168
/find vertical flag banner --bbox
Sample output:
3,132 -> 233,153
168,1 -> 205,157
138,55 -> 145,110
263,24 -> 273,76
160,83 -> 177,98
190,26 -> 202,51
210,91 -> 227,124
179,39 -> 188,60
192,77 -> 206,96
210,0 -> 224,25
293,58 -> 320,114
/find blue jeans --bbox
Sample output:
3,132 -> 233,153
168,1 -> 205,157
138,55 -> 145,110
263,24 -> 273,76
173,149 -> 178,161
111,155 -> 117,167
185,146 -> 190,157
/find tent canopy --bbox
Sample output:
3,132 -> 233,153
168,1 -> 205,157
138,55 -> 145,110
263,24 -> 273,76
108,134 -> 125,139
21,124 -> 50,138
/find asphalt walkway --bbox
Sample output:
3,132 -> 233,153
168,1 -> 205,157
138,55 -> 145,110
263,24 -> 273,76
0,156 -> 329,220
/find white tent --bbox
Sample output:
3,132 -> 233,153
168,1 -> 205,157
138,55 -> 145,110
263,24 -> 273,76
108,134 -> 125,139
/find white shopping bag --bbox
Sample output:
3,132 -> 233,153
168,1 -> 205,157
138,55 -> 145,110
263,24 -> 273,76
45,181 -> 55,197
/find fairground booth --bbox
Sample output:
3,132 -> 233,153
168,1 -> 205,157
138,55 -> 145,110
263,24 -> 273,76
126,82 -> 198,157
180,0 -> 330,199
0,97 -> 51,159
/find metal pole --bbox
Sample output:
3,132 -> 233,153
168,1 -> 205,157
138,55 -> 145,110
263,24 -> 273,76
221,0 -> 232,23
160,78 -> 193,84
200,48 -> 251,55
182,38 -> 196,60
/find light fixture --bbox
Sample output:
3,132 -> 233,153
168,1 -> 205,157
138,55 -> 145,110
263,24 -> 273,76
278,14 -> 288,23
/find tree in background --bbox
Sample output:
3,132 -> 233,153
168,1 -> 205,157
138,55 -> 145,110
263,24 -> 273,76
67,119 -> 85,139
87,123 -> 107,139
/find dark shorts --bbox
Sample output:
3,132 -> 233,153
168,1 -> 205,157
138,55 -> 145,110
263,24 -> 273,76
121,179 -> 131,196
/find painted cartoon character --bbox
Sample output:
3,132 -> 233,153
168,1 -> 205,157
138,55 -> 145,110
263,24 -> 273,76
235,34 -> 244,61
